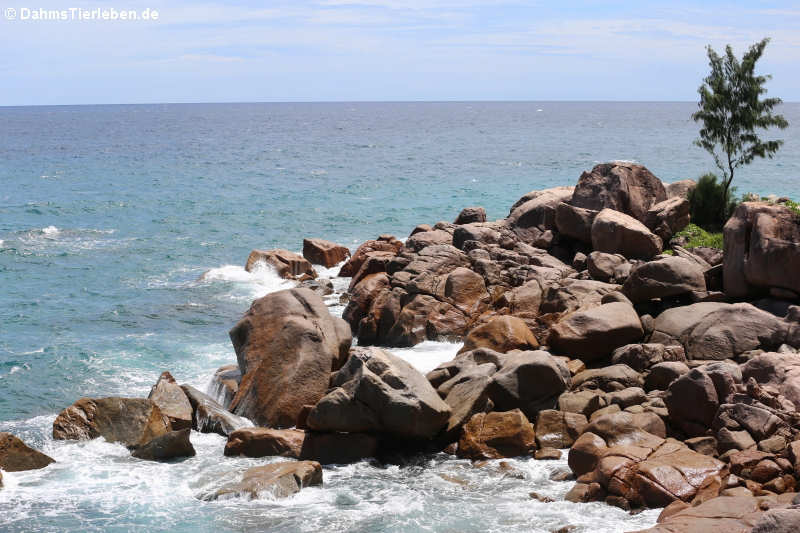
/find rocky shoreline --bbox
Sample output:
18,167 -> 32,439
3,161 -> 799,532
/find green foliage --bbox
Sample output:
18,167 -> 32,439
785,199 -> 800,216
673,223 -> 724,250
692,37 -> 788,214
688,173 -> 738,230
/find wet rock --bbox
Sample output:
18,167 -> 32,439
245,248 -> 317,279
181,385 -> 250,437
487,350 -> 571,418
535,447 -> 562,460
224,427 -> 378,464
302,238 -> 350,268
454,206 -> 487,225
228,288 -> 352,427
535,410 -> 588,449
549,302 -> 644,362
209,364 -> 241,410
148,371 -> 193,430
53,397 -> 170,449
457,409 -> 536,460
204,461 -> 322,501
307,347 -> 450,439
622,257 -> 706,303
0,432 -> 55,472
591,208 -> 663,260
458,316 -> 538,355
131,429 -> 196,461
570,162 -> 667,222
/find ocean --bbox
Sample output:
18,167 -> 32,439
1,101 -> 798,532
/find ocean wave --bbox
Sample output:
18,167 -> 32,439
199,261 -> 295,301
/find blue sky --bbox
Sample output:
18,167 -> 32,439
1,0 -> 798,105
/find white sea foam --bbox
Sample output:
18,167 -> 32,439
388,340 -> 462,374
42,225 -> 59,235
200,261 -> 295,301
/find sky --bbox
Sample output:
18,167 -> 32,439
1,0 -> 799,105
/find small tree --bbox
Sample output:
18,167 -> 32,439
692,37 -> 788,220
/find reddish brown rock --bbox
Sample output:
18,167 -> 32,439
0,433 -> 55,472
591,208 -> 663,260
535,410 -> 588,449
645,197 -> 690,242
548,302 -> 644,362
245,248 -> 317,279
224,427 -> 378,465
454,206 -> 487,225
339,236 -> 403,278
302,238 -> 350,268
570,162 -> 667,222
204,460 -> 323,501
342,272 -> 390,331
228,288 -> 352,427
457,409 -> 536,460
148,371 -> 193,431
52,397 -> 171,449
458,316 -> 538,355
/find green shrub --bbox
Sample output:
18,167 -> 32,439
687,173 -> 738,230
673,223 -> 724,249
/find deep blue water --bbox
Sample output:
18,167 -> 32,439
0,102 -> 798,532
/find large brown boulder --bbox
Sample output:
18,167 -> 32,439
204,460 -> 322,501
148,372 -> 193,431
307,347 -> 450,439
0,433 -> 55,472
645,197 -> 690,242
611,343 -> 686,372
586,252 -> 629,283
622,257 -> 706,303
665,179 -> 696,200
487,350 -> 571,418
742,352 -> 800,410
342,272 -> 390,331
535,410 -> 588,449
339,235 -> 403,277
457,316 -> 538,355
572,364 -> 644,392
52,398 -> 171,448
228,288 -> 352,427
633,495 -> 798,533
724,202 -> 800,298
454,206 -> 487,224
665,368 -> 720,437
548,302 -> 644,362
456,409 -> 536,459
649,302 -> 730,345
302,238 -> 350,268
508,186 -> 574,243
131,429 -> 196,461
181,385 -> 250,436
245,249 -> 317,279
571,162 -> 667,222
405,229 -> 453,252
555,201 -> 597,243
224,427 -> 377,464
591,208 -> 663,259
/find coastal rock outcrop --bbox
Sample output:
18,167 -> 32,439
245,248 -> 317,279
306,347 -> 450,439
203,461 -> 322,501
224,427 -> 378,464
131,428 -> 196,461
457,316 -> 538,354
148,371 -> 193,430
181,385 -> 250,436
724,202 -> 800,298
548,302 -> 644,361
52,397 -> 171,449
456,409 -> 536,459
0,432 -> 55,471
302,238 -> 350,268
621,256 -> 706,303
338,235 -> 403,278
228,288 -> 352,427
591,208 -> 663,259
570,162 -> 667,222
487,350 -> 571,418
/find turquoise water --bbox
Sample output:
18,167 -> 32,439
1,102 -> 798,532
